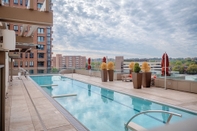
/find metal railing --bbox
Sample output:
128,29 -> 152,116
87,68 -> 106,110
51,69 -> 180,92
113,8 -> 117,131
125,110 -> 182,131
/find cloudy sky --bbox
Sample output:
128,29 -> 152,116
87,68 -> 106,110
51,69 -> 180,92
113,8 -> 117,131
52,0 -> 197,58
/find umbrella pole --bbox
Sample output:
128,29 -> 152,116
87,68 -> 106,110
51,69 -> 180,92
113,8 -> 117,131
165,52 -> 167,90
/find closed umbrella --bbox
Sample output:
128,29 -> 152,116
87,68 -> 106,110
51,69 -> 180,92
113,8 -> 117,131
88,58 -> 91,70
161,53 -> 170,76
161,52 -> 170,90
103,57 -> 106,63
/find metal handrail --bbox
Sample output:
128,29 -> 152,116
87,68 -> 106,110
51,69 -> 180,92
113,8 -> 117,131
125,110 -> 182,131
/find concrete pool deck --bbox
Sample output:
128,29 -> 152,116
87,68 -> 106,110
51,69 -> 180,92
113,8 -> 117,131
5,74 -> 197,131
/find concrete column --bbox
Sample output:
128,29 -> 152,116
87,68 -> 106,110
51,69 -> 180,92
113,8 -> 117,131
10,58 -> 13,82
0,51 -> 6,131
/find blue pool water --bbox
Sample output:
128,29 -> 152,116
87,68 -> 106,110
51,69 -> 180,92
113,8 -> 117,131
30,75 -> 197,131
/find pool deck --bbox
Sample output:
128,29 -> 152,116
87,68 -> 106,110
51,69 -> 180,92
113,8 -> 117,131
5,74 -> 197,131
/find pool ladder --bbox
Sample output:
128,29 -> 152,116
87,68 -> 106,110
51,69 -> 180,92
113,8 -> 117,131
125,110 -> 182,131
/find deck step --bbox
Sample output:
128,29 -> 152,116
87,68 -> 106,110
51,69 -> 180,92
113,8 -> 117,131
40,84 -> 58,87
127,122 -> 147,131
52,94 -> 77,98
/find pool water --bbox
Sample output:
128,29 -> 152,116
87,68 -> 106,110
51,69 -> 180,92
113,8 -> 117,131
30,75 -> 197,131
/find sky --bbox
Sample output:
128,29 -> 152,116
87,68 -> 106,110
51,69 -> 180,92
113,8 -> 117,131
52,0 -> 197,58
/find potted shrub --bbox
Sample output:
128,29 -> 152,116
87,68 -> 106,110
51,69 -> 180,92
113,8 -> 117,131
107,61 -> 114,81
132,63 -> 142,89
141,62 -> 152,87
129,62 -> 135,74
100,62 -> 108,82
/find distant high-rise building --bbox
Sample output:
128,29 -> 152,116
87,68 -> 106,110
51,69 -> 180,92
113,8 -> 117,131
52,54 -> 86,69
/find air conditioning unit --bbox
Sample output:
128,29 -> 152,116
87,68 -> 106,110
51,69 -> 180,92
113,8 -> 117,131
0,29 -> 16,51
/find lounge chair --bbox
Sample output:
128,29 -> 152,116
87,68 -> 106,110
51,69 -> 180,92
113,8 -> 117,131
122,74 -> 132,82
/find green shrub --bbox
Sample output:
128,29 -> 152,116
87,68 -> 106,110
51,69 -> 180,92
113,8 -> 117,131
134,63 -> 141,73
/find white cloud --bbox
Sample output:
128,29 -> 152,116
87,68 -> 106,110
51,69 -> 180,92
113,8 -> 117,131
52,0 -> 197,58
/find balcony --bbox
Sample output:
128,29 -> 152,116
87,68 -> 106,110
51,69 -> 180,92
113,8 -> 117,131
38,58 -> 45,61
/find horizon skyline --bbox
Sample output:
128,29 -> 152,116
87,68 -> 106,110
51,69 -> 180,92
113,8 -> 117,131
52,0 -> 197,58
52,53 -> 197,60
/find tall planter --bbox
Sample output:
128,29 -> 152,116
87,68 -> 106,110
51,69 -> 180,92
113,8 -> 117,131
101,69 -> 108,82
108,70 -> 114,81
142,72 -> 152,87
132,72 -> 142,89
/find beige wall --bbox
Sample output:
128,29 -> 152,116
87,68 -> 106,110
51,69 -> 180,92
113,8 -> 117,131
115,56 -> 124,71
55,54 -> 62,69
155,78 -> 197,93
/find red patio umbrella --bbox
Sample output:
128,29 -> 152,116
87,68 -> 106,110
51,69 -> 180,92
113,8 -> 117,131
102,57 -> 106,63
88,58 -> 91,70
161,53 -> 170,76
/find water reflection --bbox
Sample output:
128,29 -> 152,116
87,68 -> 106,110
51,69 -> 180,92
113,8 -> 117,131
31,75 -> 53,85
100,88 -> 114,103
162,106 -> 169,123
132,97 -> 152,114
88,84 -> 91,96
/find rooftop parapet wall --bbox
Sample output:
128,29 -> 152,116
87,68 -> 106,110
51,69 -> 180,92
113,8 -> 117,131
155,78 -> 197,93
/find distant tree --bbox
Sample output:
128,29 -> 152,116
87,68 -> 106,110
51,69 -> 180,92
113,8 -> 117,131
172,65 -> 180,71
186,64 -> 197,74
175,61 -> 182,66
52,68 -> 58,73
179,66 -> 185,74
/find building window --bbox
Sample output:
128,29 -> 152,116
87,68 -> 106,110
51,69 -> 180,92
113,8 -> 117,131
47,61 -> 51,67
20,61 -> 23,67
25,53 -> 28,58
37,70 -> 44,73
48,54 -> 51,58
14,61 -> 18,67
47,28 -> 51,33
37,3 -> 43,9
13,25 -> 18,31
14,0 -> 18,4
37,28 -> 44,34
29,70 -> 34,74
47,37 -> 51,42
38,36 -> 44,42
20,53 -> 23,58
38,53 -> 44,58
20,0 -> 23,5
47,45 -> 51,49
47,42 -> 51,45
38,62 -> 44,67
37,44 -> 44,50
4,0 -> 9,4
25,61 -> 28,67
29,61 -> 34,67
25,0 -> 28,6
29,53 -> 34,58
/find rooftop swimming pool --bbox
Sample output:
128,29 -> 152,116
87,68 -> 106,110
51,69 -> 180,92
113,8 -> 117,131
30,75 -> 197,131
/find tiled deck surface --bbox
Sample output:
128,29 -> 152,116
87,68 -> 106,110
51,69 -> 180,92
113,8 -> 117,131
5,76 -> 77,131
5,74 -> 197,131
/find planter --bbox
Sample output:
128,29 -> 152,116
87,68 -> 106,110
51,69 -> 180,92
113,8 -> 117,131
101,69 -> 108,82
132,72 -> 142,89
108,70 -> 114,81
142,72 -> 152,87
